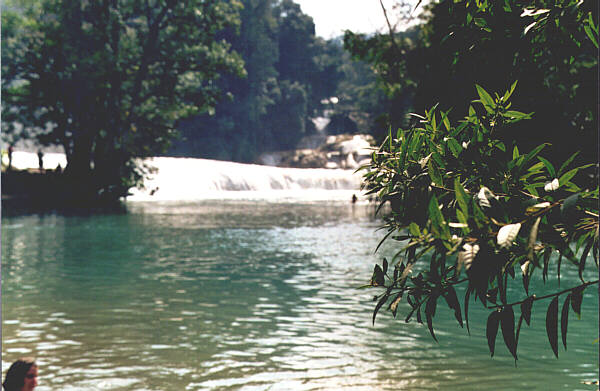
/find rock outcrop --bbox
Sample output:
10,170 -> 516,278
256,134 -> 374,169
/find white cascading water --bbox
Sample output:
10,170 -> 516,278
6,152 -> 364,202
129,157 -> 363,202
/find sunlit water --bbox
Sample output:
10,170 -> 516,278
2,200 -> 598,391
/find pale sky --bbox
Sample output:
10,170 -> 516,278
294,0 -> 420,39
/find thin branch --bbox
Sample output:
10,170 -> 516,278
378,0 -> 404,84
488,279 -> 599,310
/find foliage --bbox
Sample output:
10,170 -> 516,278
1,0 -> 245,199
362,83 -> 598,360
347,1 -> 599,359
171,0 -> 320,162
343,25 -> 421,140
344,0 -> 598,163
172,0 -> 388,162
313,38 -> 390,139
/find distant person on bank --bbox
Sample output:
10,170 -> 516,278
8,144 -> 14,170
37,149 -> 44,172
2,357 -> 38,391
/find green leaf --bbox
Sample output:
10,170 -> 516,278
542,247 -> 552,283
442,112 -> 451,131
468,105 -> 477,119
521,296 -> 533,326
519,143 -> 548,174
430,151 -> 445,168
447,138 -> 462,157
559,167 -> 579,186
546,296 -> 559,358
527,161 -> 545,173
560,193 -> 580,218
504,110 -> 531,120
400,131 -> 416,172
428,158 -> 443,187
464,285 -> 472,335
475,84 -> 495,114
425,293 -> 439,342
457,209 -> 468,225
578,240 -> 593,282
500,306 -> 518,360
389,292 -> 403,317
537,156 -> 556,178
404,303 -> 417,323
471,200 -> 487,229
561,294 -> 571,350
372,264 -> 385,286
512,145 -> 520,160
409,222 -> 421,237
454,178 -> 469,218
375,228 -> 394,253
590,12 -> 599,34
486,310 -> 501,356
373,294 -> 388,325
570,286 -> 585,319
428,195 -> 449,240
584,24 -> 598,48
557,152 -> 579,176
443,286 -> 463,327
502,80 -> 518,101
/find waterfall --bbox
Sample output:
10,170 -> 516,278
128,157 -> 363,202
5,152 -> 365,202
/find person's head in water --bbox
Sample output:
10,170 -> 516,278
2,357 -> 38,391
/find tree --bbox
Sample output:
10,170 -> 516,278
345,0 -> 598,164
410,0 -> 598,164
360,1 -> 598,360
1,0 -> 245,200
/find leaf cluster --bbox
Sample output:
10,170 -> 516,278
363,83 -> 598,361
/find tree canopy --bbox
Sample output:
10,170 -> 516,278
2,0 -> 386,173
2,0 -> 245,200
170,0 -> 323,162
345,0 -> 598,164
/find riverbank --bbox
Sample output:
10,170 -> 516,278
1,169 -> 125,214
1,146 -> 367,213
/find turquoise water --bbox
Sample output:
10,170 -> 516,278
2,200 -> 598,390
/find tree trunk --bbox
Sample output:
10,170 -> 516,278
65,134 -> 93,179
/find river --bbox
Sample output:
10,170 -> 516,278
1,158 -> 598,390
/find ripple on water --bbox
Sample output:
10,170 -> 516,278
2,202 -> 597,391
6,347 -> 32,355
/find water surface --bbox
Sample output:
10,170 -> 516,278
2,201 -> 598,390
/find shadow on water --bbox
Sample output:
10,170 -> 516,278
2,198 -> 128,218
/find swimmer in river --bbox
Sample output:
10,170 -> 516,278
2,357 -> 38,391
